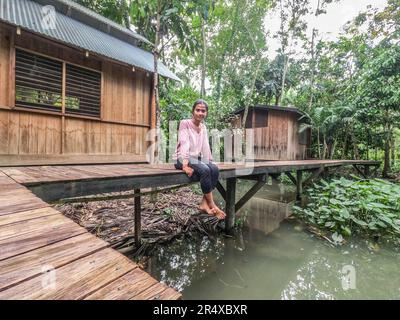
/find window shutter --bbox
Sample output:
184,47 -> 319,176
15,49 -> 63,111
65,64 -> 101,117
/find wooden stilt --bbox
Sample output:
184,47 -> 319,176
364,165 -> 370,177
134,188 -> 141,246
296,170 -> 303,200
225,177 -> 236,233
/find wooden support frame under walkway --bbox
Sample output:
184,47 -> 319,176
1,160 -> 380,239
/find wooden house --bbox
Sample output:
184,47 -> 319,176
0,0 -> 178,166
231,105 -> 311,161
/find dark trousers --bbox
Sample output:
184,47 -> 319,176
175,158 -> 219,194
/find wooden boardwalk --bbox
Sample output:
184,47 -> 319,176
0,171 -> 181,300
0,159 -> 379,299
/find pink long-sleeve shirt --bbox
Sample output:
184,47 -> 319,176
173,119 -> 213,162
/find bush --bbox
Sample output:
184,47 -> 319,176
293,177 -> 400,244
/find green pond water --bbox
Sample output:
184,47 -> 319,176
144,181 -> 400,300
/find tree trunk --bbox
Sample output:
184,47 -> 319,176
351,131 -> 359,160
215,0 -> 240,109
391,134 -> 395,167
153,5 -> 161,164
382,109 -> 391,177
342,128 -> 348,159
200,16 -> 207,98
317,127 -> 321,159
330,139 -> 337,160
279,54 -> 289,106
322,135 -> 327,160
150,2 -> 162,203
120,0 -> 130,29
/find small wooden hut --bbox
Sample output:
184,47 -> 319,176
231,105 -> 311,161
0,0 -> 178,166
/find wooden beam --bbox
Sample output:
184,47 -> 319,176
28,173 -> 192,202
303,167 -> 324,187
285,172 -> 297,186
216,181 -> 226,201
134,188 -> 141,246
225,177 -> 236,233
235,174 -> 267,212
237,174 -> 265,181
53,183 -> 192,204
352,164 -> 367,179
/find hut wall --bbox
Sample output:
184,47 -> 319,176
0,24 -> 151,165
234,109 -> 308,161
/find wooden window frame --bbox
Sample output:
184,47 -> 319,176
13,47 -> 102,120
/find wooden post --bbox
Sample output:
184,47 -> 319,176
9,29 -> 15,108
322,167 -> 329,179
134,188 -> 141,246
270,173 -> 280,186
225,177 -> 236,233
296,170 -> 303,200
364,165 -> 370,177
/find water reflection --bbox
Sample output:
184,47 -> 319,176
145,182 -> 400,300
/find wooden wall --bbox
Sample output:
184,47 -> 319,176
0,24 -> 152,165
233,109 -> 309,161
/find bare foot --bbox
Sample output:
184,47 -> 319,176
212,206 -> 226,220
199,200 -> 216,215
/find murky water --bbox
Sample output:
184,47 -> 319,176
145,181 -> 400,300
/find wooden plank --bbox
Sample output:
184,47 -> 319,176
8,112 -> 19,154
0,190 -> 49,215
0,207 -> 57,227
0,213 -> 86,260
0,233 -> 108,291
0,110 -> 9,153
0,154 -> 147,167
0,248 -> 136,300
84,267 -> 158,300
155,287 -> 182,300
0,26 -> 11,107
18,113 -> 30,154
130,282 -> 170,300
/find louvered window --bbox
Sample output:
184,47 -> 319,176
15,49 -> 63,111
66,64 -> 101,117
15,49 -> 101,118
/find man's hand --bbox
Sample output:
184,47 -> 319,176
183,166 -> 194,177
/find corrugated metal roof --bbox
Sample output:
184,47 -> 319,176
234,105 -> 309,119
0,0 -> 180,81
34,0 -> 153,46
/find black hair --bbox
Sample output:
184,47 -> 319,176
192,99 -> 209,113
